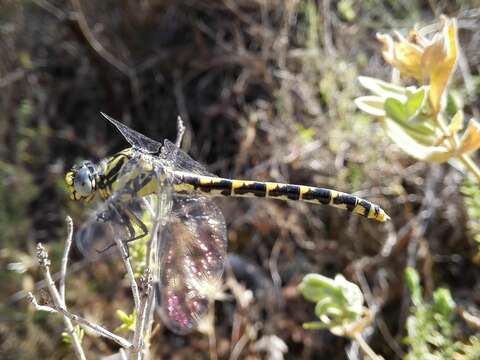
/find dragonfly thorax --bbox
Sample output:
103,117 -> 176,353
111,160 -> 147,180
65,161 -> 99,202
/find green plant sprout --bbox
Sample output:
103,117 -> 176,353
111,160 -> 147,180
298,273 -> 383,360
404,267 -> 480,360
461,177 -> 480,263
404,266 -> 456,360
62,325 -> 84,346
116,309 -> 137,334
355,16 -> 480,182
300,270 -> 480,359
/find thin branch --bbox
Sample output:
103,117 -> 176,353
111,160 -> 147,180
459,153 -> 480,182
130,272 -> 153,360
207,301 -> 218,360
60,216 -> 74,303
354,266 -> 404,358
229,331 -> 251,360
175,116 -> 186,148
28,294 -> 57,313
353,332 -> 383,360
458,307 -> 480,330
120,349 -> 128,360
70,0 -> 131,76
10,250 -> 113,305
111,226 -> 141,311
31,0 -> 67,20
54,301 -> 132,349
34,243 -> 87,360
173,71 -> 191,145
29,291 -> 131,349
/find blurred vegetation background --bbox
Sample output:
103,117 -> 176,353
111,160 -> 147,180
1,1 -> 480,359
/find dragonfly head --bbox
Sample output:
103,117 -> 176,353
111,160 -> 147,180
65,161 -> 98,202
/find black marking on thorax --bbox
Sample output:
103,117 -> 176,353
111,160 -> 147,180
99,151 -> 132,190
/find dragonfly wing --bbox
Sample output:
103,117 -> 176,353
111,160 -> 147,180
76,154 -> 171,256
156,193 -> 227,334
101,113 -> 162,154
76,195 -> 145,256
160,139 -> 215,176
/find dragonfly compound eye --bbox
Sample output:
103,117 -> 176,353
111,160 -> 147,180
73,165 -> 95,198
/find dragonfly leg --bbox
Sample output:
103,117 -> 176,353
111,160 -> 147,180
96,170 -> 159,253
96,204 -> 149,254
122,207 -> 149,245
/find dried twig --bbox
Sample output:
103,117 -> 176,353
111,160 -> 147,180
59,216 -> 74,303
31,242 -> 87,360
130,271 -> 153,360
29,220 -> 136,357
110,223 -> 141,311
29,292 -> 132,349
458,308 -> 480,331
175,116 -> 186,148
70,0 -> 130,76
31,0 -> 67,20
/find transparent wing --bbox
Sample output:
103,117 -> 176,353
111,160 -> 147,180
76,154 -> 171,257
76,195 -> 149,256
160,139 -> 215,176
155,193 -> 227,334
101,112 -> 162,154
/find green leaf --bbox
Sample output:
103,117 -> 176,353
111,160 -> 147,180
382,86 -> 431,141
433,288 -> 455,318
298,125 -> 317,142
385,91 -> 428,126
62,326 -> 84,346
385,97 -> 409,123
384,119 -> 453,163
337,0 -> 356,21
116,309 -> 130,323
403,126 -> 437,146
405,267 -> 422,306
303,321 -> 329,330
405,87 -> 427,119
299,274 -> 364,332
115,309 -> 136,333
299,274 -> 342,302
358,76 -> 406,100
354,96 -> 386,117
446,89 -> 464,116
384,96 -> 435,138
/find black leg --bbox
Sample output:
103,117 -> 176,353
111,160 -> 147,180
95,204 -> 149,254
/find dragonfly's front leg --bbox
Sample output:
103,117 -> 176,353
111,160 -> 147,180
122,207 -> 149,245
96,204 -> 149,253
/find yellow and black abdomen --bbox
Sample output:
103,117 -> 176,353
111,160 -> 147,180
172,172 -> 389,222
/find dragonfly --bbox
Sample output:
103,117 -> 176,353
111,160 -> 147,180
65,113 -> 389,334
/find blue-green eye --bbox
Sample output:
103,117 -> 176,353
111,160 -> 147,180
74,165 -> 94,197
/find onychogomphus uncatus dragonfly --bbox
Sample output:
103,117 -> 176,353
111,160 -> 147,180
65,113 -> 389,334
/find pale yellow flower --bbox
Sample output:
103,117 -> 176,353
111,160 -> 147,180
377,16 -> 458,114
